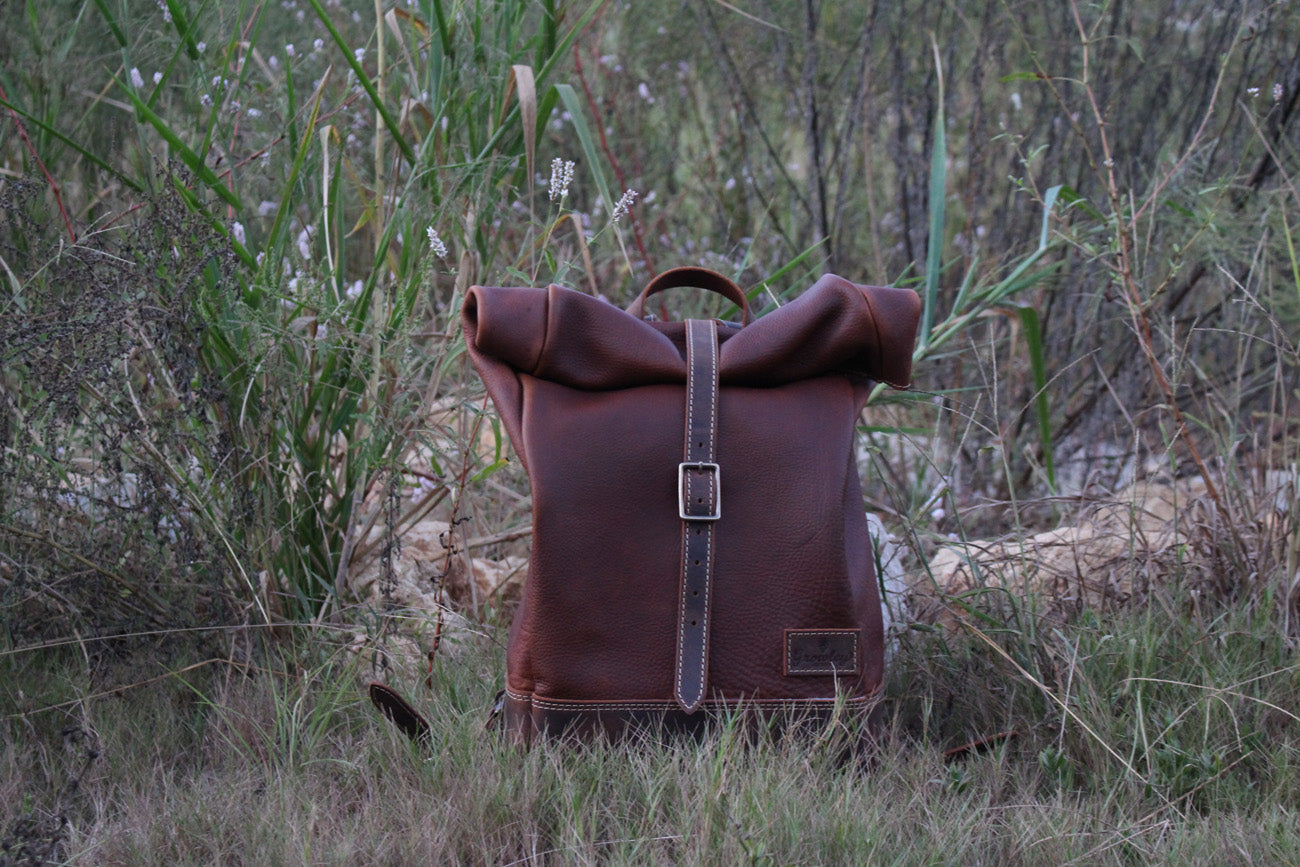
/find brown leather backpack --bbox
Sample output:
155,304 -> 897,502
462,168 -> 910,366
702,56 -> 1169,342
461,267 -> 920,743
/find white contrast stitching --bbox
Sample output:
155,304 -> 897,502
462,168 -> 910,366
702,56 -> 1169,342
527,695 -> 875,712
697,323 -> 717,699
675,323 -> 698,703
676,320 -> 717,709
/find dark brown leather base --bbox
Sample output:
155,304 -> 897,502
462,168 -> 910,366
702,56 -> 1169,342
501,688 -> 881,746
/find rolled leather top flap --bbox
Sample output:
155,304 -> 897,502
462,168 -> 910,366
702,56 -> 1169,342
463,273 -> 920,392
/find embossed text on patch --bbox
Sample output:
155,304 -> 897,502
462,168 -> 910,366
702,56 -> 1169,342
784,629 -> 860,676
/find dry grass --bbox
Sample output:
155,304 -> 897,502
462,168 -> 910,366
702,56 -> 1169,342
4,600 -> 1300,865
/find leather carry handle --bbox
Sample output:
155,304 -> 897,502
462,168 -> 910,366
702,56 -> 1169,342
627,266 -> 753,326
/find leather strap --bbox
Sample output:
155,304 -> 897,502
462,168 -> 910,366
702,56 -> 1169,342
368,683 -> 432,745
627,266 -> 753,325
675,318 -> 720,713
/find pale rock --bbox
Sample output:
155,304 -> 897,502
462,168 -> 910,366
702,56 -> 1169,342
911,475 -> 1215,629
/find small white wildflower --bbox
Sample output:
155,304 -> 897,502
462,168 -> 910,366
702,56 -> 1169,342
297,226 -> 313,259
611,189 -> 638,223
410,475 -> 437,503
247,107 -> 262,118
637,82 -> 654,104
200,93 -> 212,107
157,0 -> 171,22
258,200 -> 277,217
152,71 -> 163,85
426,226 -> 448,257
285,43 -> 295,57
354,47 -> 365,63
548,158 -> 575,202
269,55 -> 279,70
1247,86 -> 1260,98
1274,82 -> 1284,103
314,38 -> 323,51
196,41 -> 206,53
346,280 -> 363,299
231,221 -> 246,245
130,67 -> 144,89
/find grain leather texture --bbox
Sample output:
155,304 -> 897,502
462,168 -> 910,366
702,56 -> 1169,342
462,269 -> 921,744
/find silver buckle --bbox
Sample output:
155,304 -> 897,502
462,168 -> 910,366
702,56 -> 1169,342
678,462 -> 721,521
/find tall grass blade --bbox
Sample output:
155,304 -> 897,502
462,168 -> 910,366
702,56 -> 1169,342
121,85 -> 241,209
1282,209 -> 1300,307
303,0 -> 416,165
161,0 -> 202,59
1015,305 -> 1056,491
921,36 -> 946,349
1040,184 -> 1063,250
556,83 -> 616,227
510,63 -> 538,271
509,64 -> 538,191
0,96 -> 144,192
255,71 -> 330,303
88,0 -> 126,47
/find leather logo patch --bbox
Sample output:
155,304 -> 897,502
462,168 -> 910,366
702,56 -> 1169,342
784,629 -> 860,676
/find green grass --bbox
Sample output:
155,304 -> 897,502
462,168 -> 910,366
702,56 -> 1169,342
4,599 -> 1300,864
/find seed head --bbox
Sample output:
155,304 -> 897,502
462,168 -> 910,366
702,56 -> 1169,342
549,158 -> 576,202
426,226 -> 448,258
611,189 -> 638,224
